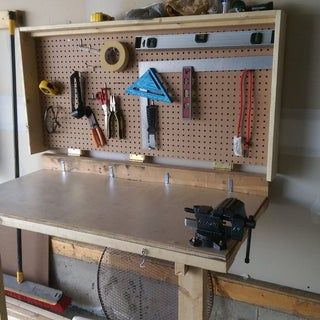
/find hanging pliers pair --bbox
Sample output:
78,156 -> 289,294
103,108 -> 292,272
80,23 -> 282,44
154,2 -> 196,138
99,88 -> 111,138
108,95 -> 123,139
99,89 -> 123,140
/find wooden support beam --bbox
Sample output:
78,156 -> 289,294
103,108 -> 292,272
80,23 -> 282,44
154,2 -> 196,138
267,10 -> 286,181
0,256 -> 8,320
42,154 -> 269,196
178,267 -> 208,320
17,30 -> 46,154
213,274 -> 320,320
51,238 -> 178,285
51,237 -> 320,320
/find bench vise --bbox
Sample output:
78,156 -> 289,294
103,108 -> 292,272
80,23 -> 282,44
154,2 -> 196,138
185,198 -> 256,263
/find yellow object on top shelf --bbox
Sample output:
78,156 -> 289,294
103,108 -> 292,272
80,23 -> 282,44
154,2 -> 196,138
90,12 -> 114,22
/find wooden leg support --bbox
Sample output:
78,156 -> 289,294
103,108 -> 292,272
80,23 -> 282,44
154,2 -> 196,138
0,255 -> 8,320
177,264 -> 208,320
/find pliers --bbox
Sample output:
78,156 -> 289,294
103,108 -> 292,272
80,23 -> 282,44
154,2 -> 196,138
99,87 -> 111,138
87,112 -> 107,148
107,95 -> 123,139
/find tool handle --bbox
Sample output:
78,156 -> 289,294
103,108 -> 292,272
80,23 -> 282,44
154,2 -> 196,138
107,111 -> 112,139
91,129 -> 100,148
245,215 -> 254,264
115,112 -> 124,139
96,127 -> 107,146
104,114 -> 108,139
147,105 -> 157,134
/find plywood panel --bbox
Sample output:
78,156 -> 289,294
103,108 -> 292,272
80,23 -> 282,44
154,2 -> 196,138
0,170 -> 267,272
0,226 -> 48,286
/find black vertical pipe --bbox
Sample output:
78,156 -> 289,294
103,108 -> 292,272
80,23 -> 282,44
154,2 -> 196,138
8,11 -> 23,283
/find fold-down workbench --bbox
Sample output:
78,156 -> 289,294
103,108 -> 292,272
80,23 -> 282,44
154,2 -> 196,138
1,9 -> 285,319
0,155 -> 269,319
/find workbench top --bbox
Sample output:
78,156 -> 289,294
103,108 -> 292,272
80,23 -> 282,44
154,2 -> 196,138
0,170 -> 267,272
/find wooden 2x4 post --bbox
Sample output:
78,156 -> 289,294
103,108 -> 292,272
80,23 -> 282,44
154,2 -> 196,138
177,265 -> 208,320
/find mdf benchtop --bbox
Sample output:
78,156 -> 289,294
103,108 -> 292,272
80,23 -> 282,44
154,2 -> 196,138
0,169 -> 267,272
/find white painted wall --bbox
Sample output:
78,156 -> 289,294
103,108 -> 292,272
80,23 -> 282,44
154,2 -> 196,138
0,0 -> 319,295
0,1 -> 87,181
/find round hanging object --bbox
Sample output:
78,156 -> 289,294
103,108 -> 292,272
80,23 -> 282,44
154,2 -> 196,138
39,80 -> 59,96
97,247 -> 178,319
100,41 -> 129,72
97,247 -> 214,319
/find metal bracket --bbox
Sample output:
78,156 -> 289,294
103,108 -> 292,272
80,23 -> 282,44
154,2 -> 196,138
60,160 -> 66,172
212,162 -> 234,171
108,165 -> 114,178
129,154 -> 146,163
67,148 -> 84,157
164,172 -> 170,185
227,178 -> 234,195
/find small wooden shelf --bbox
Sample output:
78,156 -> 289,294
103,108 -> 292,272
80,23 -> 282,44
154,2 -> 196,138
19,11 -> 279,37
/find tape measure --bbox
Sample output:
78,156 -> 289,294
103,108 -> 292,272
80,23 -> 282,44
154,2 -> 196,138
39,80 -> 58,96
100,41 -> 129,72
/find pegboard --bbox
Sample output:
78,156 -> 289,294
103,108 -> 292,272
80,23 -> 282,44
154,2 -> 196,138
36,26 -> 273,166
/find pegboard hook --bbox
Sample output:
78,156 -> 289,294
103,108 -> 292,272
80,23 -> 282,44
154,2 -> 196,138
78,39 -> 100,53
84,61 -> 100,72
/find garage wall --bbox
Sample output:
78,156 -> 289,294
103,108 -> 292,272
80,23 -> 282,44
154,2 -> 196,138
0,0 -> 319,295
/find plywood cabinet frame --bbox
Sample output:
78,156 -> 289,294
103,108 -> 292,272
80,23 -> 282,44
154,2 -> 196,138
18,10 -> 285,181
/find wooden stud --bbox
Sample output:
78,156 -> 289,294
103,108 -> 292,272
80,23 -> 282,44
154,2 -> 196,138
267,10 -> 286,181
17,29 -> 46,154
0,255 -> 8,320
42,154 -> 269,196
178,267 -> 208,320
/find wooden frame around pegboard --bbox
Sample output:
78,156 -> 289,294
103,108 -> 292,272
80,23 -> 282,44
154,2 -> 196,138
18,11 -> 286,181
